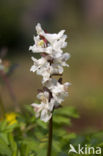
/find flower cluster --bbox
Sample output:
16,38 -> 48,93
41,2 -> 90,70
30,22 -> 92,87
29,23 -> 70,122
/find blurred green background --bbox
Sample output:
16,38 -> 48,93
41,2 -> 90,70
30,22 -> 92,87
0,0 -> 103,133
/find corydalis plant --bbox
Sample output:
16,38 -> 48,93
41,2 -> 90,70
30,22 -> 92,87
29,23 -> 70,156
29,23 -> 70,122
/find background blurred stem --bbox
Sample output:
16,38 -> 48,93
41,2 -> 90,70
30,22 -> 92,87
47,117 -> 53,156
0,70 -> 18,109
0,95 -> 5,117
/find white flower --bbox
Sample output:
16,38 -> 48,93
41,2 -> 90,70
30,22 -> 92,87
42,30 -> 65,45
31,92 -> 55,122
36,62 -> 64,83
45,79 -> 71,104
52,82 -> 70,104
35,23 -> 45,35
54,53 -> 70,67
51,63 -> 63,74
40,109 -> 52,122
37,91 -> 55,111
31,103 -> 43,118
31,102 -> 52,122
36,62 -> 53,82
29,23 -> 67,55
44,78 -> 57,89
29,42 -> 53,54
30,23 -> 70,122
52,35 -> 67,53
37,91 -> 49,103
30,56 -> 47,72
29,23 -> 70,83
36,23 -> 66,44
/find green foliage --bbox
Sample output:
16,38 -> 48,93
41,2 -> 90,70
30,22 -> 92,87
0,137 -> 12,156
67,131 -> 103,156
0,105 -> 103,156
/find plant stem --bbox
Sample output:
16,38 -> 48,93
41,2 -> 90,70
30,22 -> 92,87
0,95 -> 5,117
47,116 -> 53,156
0,71 -> 18,109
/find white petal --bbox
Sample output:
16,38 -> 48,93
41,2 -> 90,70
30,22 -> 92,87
31,103 -> 43,118
63,53 -> 70,61
43,30 -> 65,44
40,109 -> 52,122
36,23 -> 44,35
30,65 -> 38,72
49,99 -> 55,111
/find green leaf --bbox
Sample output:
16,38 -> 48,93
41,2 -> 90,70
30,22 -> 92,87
37,119 -> 47,129
62,133 -> 76,141
0,137 -> 12,156
53,140 -> 61,152
8,133 -> 18,156
0,132 -> 9,144
53,115 -> 71,126
0,120 -> 8,131
37,149 -> 46,156
20,138 -> 38,156
55,106 -> 79,118
5,123 -> 18,133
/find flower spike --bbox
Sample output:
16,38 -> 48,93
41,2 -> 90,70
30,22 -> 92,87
29,23 -> 70,122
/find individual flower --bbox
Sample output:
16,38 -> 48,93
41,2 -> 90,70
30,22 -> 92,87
31,102 -> 53,122
35,23 -> 66,45
29,23 -> 67,55
53,52 -> 70,67
36,62 -> 64,83
36,62 -> 53,83
45,78 -> 71,104
32,91 -> 55,122
5,112 -> 17,125
51,82 -> 70,104
30,56 -> 47,72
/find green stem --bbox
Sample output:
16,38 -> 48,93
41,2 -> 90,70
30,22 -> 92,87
47,117 -> 53,156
